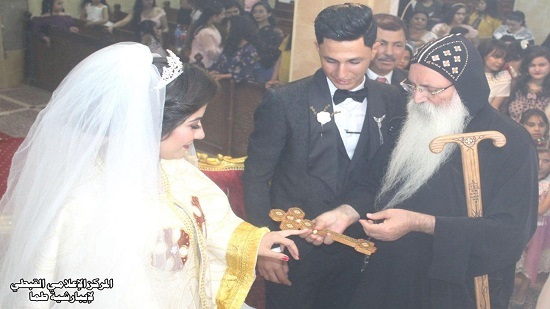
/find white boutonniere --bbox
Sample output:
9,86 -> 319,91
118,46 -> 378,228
310,104 -> 340,137
317,111 -> 331,125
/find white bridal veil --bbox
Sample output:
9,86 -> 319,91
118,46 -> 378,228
0,43 -> 182,307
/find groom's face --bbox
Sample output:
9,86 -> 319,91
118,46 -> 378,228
316,37 -> 377,90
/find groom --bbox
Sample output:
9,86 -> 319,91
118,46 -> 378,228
243,3 -> 407,309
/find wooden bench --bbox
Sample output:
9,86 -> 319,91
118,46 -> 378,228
31,27 -> 107,91
29,23 -> 137,92
29,24 -> 266,157
195,79 -> 265,157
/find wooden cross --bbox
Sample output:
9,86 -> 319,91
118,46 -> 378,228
269,207 -> 376,256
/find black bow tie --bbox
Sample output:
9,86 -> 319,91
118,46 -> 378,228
333,88 -> 368,104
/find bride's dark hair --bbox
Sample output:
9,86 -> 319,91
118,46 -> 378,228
152,60 -> 219,139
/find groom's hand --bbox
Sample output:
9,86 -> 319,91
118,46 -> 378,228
303,204 -> 360,245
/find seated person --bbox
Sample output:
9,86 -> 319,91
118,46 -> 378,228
109,0 -> 169,45
493,11 -> 535,46
210,15 -> 258,83
80,0 -> 113,27
33,0 -> 79,46
110,3 -> 127,23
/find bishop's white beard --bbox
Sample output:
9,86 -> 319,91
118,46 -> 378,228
376,92 -> 471,210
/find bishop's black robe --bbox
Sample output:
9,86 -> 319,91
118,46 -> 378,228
343,104 -> 538,309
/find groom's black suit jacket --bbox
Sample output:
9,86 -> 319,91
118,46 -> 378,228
243,69 -> 406,251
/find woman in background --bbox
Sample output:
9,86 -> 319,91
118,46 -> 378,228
406,10 -> 437,54
139,20 -> 167,56
467,0 -> 501,42
401,0 -> 444,29
188,0 -> 225,69
217,0 -> 244,41
506,46 -> 550,122
251,1 -> 284,84
431,3 -> 478,42
478,39 -> 511,110
493,11 -> 535,46
33,0 -> 79,47
109,0 -> 168,44
210,15 -> 258,83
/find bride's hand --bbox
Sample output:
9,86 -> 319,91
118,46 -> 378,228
258,229 -> 307,261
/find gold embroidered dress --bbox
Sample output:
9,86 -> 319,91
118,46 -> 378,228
159,158 -> 268,309
20,158 -> 266,309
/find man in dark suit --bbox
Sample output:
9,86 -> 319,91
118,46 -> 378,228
367,13 -> 409,86
242,4 -> 407,309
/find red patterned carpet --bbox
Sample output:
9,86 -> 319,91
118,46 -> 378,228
0,133 -> 24,199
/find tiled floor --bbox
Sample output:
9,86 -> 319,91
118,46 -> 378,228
0,85 -> 51,137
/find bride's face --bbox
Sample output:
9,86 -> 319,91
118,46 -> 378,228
160,105 -> 207,160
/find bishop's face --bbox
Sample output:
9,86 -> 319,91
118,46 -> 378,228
408,64 -> 457,106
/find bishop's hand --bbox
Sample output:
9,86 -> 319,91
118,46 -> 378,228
359,209 -> 435,241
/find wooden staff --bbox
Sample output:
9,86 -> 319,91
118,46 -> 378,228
429,130 -> 506,309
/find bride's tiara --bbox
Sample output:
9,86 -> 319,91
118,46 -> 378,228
156,49 -> 184,89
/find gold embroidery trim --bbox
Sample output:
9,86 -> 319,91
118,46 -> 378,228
216,222 -> 269,309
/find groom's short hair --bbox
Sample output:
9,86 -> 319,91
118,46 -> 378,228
314,3 -> 377,47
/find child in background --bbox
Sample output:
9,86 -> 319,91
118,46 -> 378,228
478,39 -> 512,110
513,147 -> 550,307
80,0 -> 113,27
397,44 -> 413,71
139,20 -> 167,57
520,109 -> 549,148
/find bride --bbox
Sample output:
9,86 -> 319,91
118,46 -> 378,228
0,42 -> 302,308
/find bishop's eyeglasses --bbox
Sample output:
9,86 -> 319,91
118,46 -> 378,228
400,79 -> 453,97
